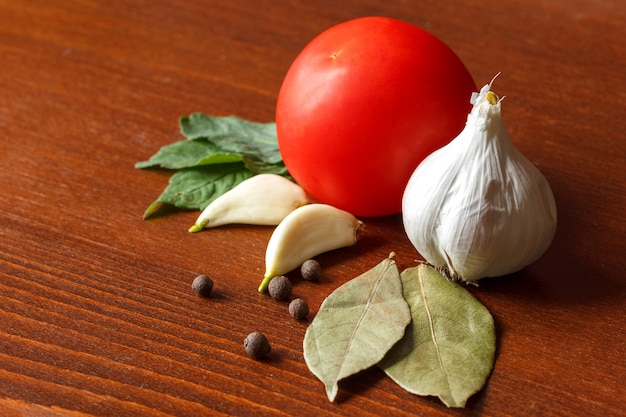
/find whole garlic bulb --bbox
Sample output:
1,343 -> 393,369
402,82 -> 557,283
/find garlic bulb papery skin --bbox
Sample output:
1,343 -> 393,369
402,83 -> 557,283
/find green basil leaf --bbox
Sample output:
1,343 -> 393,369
136,114 -> 290,217
135,139 -> 242,169
379,264 -> 496,408
242,157 -> 290,177
142,163 -> 255,219
179,113 -> 281,164
303,254 -> 411,402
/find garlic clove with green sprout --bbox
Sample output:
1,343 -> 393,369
402,80 -> 557,283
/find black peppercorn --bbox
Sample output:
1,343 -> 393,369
244,332 -> 271,359
289,298 -> 309,320
300,259 -> 321,281
267,275 -> 292,300
191,274 -> 213,297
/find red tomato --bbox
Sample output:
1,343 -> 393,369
276,17 -> 476,217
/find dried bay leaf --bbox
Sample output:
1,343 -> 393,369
379,264 -> 496,408
303,254 -> 411,402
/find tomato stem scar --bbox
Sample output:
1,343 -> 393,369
329,50 -> 342,60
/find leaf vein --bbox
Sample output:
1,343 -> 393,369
337,261 -> 392,378
418,267 -> 452,393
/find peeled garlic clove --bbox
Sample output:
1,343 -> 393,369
402,81 -> 557,283
189,173 -> 310,232
258,204 -> 363,292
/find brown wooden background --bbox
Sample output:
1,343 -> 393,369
1,0 -> 624,416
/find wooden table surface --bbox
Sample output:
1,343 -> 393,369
1,0 -> 624,416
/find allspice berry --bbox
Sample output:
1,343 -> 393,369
267,275 -> 292,300
289,298 -> 309,320
244,332 -> 271,359
300,259 -> 321,281
191,274 -> 213,297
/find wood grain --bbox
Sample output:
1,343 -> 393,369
1,0 -> 624,416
